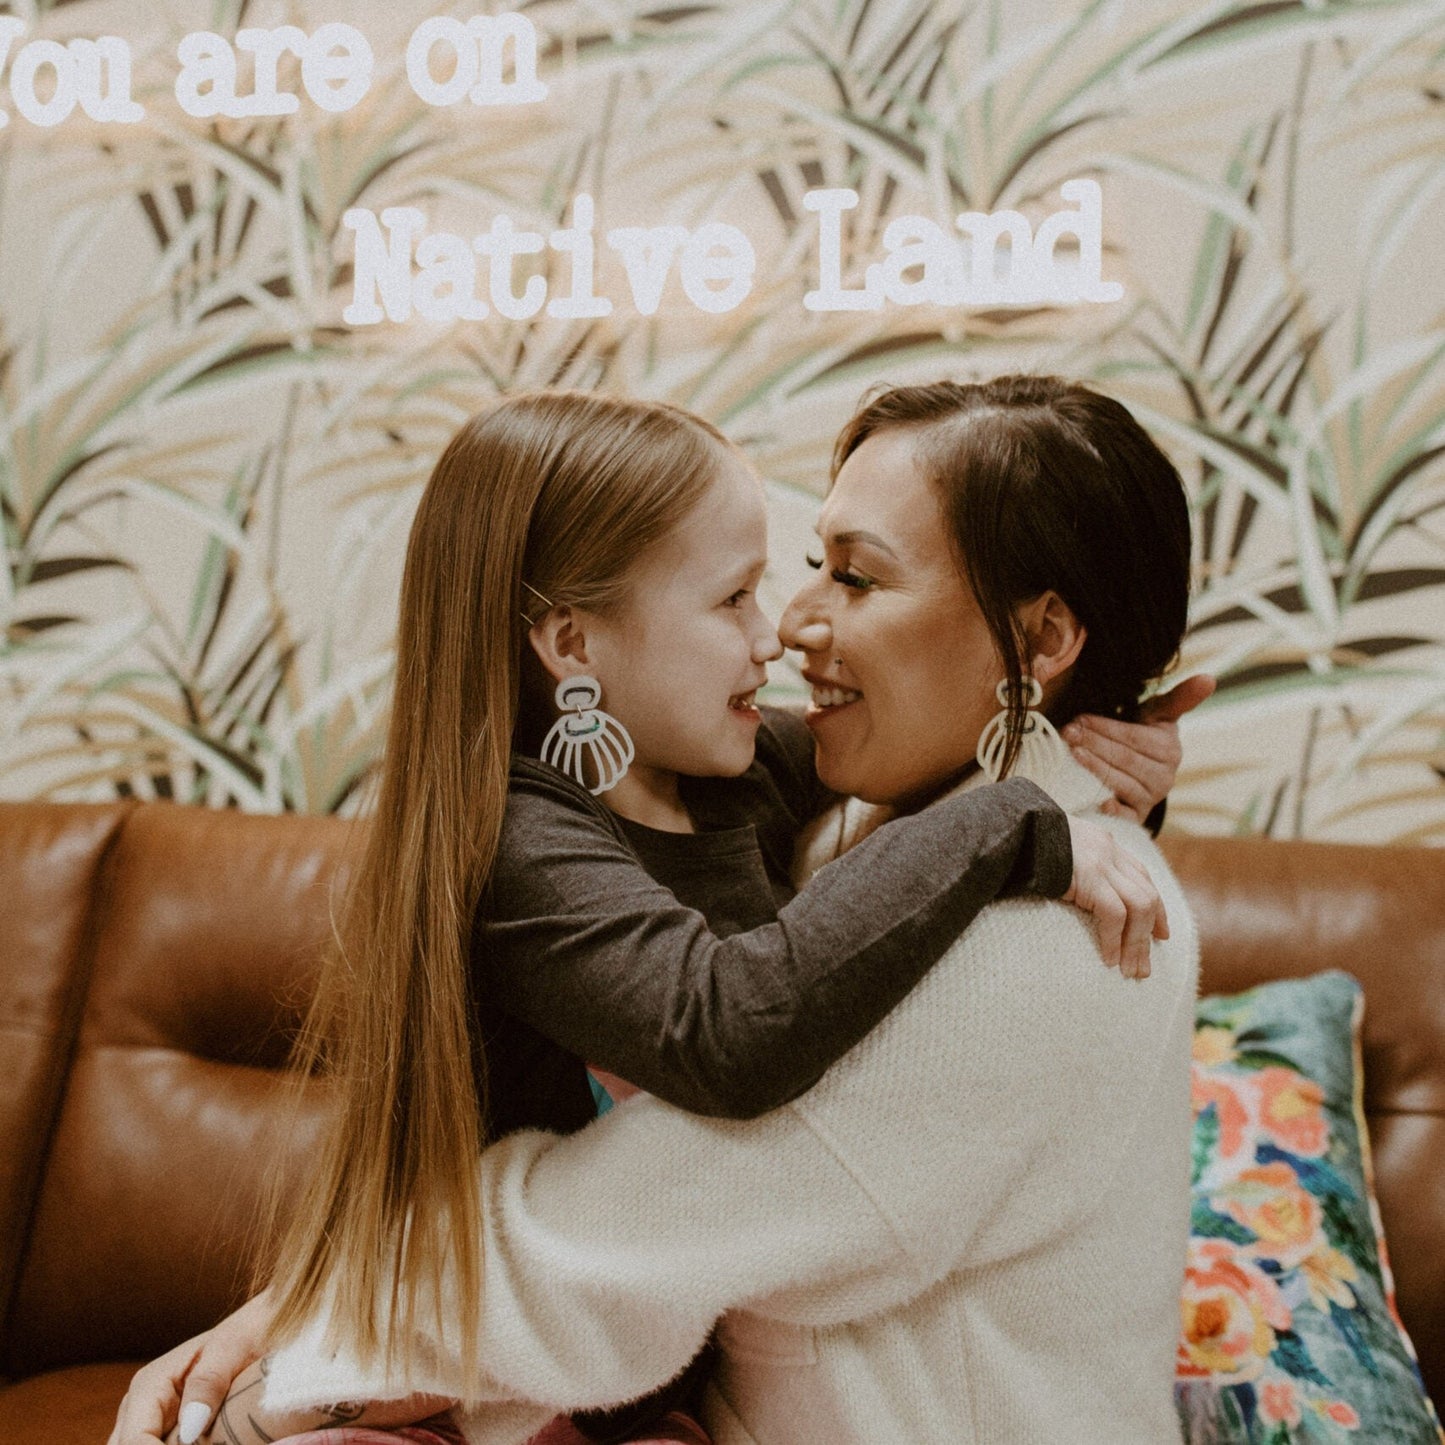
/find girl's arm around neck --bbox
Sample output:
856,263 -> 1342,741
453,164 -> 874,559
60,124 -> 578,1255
477,763 -> 1069,1119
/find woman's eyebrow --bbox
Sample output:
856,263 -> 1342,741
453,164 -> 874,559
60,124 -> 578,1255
828,528 -> 900,559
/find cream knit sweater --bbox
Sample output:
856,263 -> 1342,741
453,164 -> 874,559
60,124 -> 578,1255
266,757 -> 1197,1444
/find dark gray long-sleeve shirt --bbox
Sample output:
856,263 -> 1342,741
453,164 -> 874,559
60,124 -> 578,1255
470,706 -> 1070,1137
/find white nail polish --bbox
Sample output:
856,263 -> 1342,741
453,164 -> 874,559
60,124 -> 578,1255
179,1402 -> 213,1445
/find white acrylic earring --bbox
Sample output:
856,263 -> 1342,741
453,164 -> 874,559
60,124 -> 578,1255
540,676 -> 635,795
975,676 -> 1067,793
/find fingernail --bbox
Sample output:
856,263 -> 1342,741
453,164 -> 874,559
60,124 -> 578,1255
179,1403 -> 212,1445
1063,723 -> 1082,742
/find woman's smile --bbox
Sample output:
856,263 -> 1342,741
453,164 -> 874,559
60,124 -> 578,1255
803,674 -> 864,719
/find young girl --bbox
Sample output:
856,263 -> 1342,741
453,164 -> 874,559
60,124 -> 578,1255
110,391 -> 1177,1445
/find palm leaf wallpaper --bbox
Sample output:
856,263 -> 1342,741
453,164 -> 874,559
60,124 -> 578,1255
1,0 -> 1442,841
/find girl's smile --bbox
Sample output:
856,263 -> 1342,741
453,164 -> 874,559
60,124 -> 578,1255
728,688 -> 763,721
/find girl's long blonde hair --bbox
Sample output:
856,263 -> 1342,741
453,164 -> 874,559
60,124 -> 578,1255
262,391 -> 728,1392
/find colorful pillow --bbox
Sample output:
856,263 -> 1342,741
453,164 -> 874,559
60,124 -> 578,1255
1177,971 -> 1444,1444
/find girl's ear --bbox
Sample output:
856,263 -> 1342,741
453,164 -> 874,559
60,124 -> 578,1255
1018,590 -> 1086,688
527,605 -> 595,687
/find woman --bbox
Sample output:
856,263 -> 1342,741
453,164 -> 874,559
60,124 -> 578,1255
109,375 -> 1196,1445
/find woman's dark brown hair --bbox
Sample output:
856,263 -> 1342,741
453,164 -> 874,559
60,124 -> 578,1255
834,374 -> 1192,777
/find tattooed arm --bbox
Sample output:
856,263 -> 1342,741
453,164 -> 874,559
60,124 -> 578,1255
162,1356 -> 448,1445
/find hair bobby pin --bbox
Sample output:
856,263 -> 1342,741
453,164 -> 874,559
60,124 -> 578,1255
520,579 -> 554,627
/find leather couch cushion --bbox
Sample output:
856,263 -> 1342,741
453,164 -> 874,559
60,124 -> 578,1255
2,805 -> 349,1376
0,805 -> 130,1346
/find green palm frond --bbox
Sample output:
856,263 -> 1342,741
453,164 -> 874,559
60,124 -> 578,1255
1095,103 -> 1444,836
2,0 -> 1442,839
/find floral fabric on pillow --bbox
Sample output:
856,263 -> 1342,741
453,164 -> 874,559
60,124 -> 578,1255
1177,971 -> 1444,1444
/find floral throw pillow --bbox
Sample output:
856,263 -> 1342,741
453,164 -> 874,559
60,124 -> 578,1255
1176,971 -> 1444,1444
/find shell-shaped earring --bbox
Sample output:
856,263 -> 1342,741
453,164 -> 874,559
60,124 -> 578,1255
540,676 -> 635,795
975,676 -> 1066,793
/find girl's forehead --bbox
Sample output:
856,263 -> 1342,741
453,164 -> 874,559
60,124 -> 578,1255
635,454 -> 767,583
686,455 -> 767,540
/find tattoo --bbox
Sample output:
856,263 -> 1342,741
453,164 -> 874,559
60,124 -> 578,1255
206,1350 -> 376,1445
320,1401 -> 367,1426
213,1364 -> 275,1445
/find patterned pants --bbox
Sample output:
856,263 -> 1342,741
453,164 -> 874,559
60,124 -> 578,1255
271,1409 -> 711,1445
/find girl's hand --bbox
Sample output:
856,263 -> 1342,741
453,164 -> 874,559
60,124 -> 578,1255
108,1292 -> 275,1445
1063,674 -> 1216,824
1062,816 -> 1170,980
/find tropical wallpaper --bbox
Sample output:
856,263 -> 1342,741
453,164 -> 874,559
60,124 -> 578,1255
1,0 -> 1442,843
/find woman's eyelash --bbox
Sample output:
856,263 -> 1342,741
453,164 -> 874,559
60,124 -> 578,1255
724,588 -> 750,607
806,553 -> 871,589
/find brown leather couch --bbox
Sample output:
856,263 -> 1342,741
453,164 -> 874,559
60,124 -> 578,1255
0,799 -> 1442,1444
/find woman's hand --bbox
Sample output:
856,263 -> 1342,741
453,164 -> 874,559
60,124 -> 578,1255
108,1292 -> 275,1445
1062,816 -> 1169,980
1063,674 -> 1216,824
158,1357 -> 360,1445
155,1356 -> 456,1445
106,1283 -> 455,1445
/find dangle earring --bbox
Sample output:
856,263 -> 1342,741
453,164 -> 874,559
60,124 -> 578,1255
540,676 -> 635,795
975,676 -> 1067,793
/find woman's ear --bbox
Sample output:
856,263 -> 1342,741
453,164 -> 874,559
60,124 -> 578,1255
527,605 -> 595,688
1019,590 -> 1086,688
